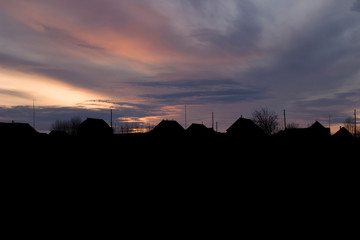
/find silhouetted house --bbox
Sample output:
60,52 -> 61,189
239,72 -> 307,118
186,123 -> 215,137
76,118 -> 113,137
226,117 -> 265,138
308,121 -> 330,137
0,122 -> 38,137
150,120 -> 185,136
332,127 -> 353,138
277,121 -> 330,138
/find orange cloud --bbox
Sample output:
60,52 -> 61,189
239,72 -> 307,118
0,67 -> 104,107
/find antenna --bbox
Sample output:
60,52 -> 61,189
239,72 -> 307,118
283,109 -> 287,130
355,109 -> 357,137
212,112 -> 214,130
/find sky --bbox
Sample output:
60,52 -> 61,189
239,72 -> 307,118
1,0 -> 360,133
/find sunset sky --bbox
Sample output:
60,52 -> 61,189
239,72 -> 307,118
1,0 -> 360,132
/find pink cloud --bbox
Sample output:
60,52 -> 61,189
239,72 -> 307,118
2,0 -> 258,68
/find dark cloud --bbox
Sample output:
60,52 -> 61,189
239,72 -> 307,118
132,77 -> 266,104
295,89 -> 360,109
291,89 -> 360,124
132,79 -> 239,89
241,2 -> 360,98
0,53 -> 45,70
191,0 -> 261,56
141,88 -> 264,105
352,0 -> 360,11
0,89 -> 33,100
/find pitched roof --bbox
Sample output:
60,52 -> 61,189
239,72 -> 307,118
226,117 -> 265,137
309,121 -> 326,129
77,118 -> 112,136
150,120 -> 185,136
332,127 -> 353,138
277,121 -> 330,138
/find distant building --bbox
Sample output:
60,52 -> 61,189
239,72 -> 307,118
332,127 -> 353,138
277,121 -> 330,138
0,122 -> 38,137
149,120 -> 185,136
308,121 -> 331,137
76,118 -> 113,137
186,123 -> 216,137
226,117 -> 265,138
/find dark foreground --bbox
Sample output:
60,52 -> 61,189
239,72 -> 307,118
3,133 -> 359,162
2,134 -> 358,237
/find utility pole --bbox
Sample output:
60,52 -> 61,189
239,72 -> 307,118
283,109 -> 287,130
110,109 -> 113,129
33,98 -> 35,130
355,109 -> 357,137
212,112 -> 214,130
185,104 -> 187,129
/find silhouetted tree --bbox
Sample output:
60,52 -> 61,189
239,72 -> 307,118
117,121 -> 141,134
252,108 -> 279,135
286,122 -> 300,129
51,117 -> 82,135
344,117 -> 359,137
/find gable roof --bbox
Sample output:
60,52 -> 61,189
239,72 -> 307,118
150,120 -> 185,136
226,117 -> 265,137
309,121 -> 326,130
332,127 -> 353,138
77,118 -> 112,136
277,121 -> 330,138
308,121 -> 330,137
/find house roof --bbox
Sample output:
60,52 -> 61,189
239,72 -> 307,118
150,120 -> 185,136
0,122 -> 38,136
77,118 -> 112,136
309,121 -> 326,130
226,117 -> 265,137
332,127 -> 353,138
186,123 -> 215,136
277,121 -> 330,138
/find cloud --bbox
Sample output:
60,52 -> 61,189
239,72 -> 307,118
0,89 -> 33,100
295,89 -> 360,109
0,52 -> 45,71
291,89 -> 360,124
352,0 -> 360,11
190,0 -> 261,56
239,0 -> 360,96
131,79 -> 239,89
130,77 -> 266,105
140,87 -> 265,105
